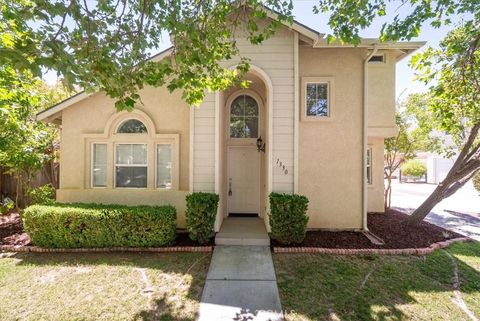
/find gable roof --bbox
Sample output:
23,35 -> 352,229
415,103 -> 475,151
37,11 -> 425,122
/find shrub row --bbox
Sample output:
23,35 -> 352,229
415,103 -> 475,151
22,191 -> 310,248
23,203 -> 177,248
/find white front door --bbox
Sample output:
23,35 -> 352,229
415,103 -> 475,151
227,147 -> 260,214
226,93 -> 262,216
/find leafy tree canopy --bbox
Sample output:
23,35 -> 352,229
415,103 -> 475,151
1,0 -> 477,109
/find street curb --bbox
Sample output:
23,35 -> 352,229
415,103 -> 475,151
272,237 -> 471,255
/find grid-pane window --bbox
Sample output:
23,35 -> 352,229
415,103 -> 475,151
230,95 -> 259,138
92,144 -> 107,187
115,144 -> 147,188
306,83 -> 329,117
156,144 -> 172,189
367,148 -> 372,185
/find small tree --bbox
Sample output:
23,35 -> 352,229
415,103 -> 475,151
0,66 -> 68,207
384,113 -> 415,209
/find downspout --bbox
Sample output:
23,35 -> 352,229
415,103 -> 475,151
362,45 -> 378,231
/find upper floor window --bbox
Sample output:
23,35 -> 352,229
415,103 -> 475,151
306,82 -> 329,117
230,94 -> 259,138
302,77 -> 334,121
117,119 -> 148,133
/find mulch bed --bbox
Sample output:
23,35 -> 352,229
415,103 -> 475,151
2,209 -> 465,251
0,212 -> 214,248
0,212 -> 31,247
272,209 -> 464,249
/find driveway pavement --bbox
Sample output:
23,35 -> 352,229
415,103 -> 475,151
390,180 -> 480,240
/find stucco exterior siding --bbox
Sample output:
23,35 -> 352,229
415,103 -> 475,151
298,47 -> 366,229
367,50 -> 397,138
367,137 -> 386,213
57,85 -> 191,227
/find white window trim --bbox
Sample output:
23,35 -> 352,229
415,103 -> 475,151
155,142 -> 177,190
114,143 -> 148,189
301,76 -> 335,122
91,143 -> 108,188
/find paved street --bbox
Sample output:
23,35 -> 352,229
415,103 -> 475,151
390,180 -> 480,240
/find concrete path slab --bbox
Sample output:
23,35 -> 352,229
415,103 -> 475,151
215,217 -> 270,246
199,280 -> 283,321
199,245 -> 283,321
207,246 -> 276,281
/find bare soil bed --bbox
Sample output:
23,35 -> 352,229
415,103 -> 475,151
272,209 -> 463,249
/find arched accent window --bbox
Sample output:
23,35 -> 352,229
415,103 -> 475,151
230,94 -> 259,138
117,119 -> 148,134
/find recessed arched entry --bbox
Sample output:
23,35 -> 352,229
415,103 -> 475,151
225,90 -> 264,216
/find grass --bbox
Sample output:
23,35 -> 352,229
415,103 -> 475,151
274,241 -> 480,321
0,252 -> 211,321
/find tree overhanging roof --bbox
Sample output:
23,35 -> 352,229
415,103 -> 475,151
37,16 -> 425,123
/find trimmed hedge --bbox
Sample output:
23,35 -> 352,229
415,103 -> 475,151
22,203 -> 176,248
185,192 -> 219,244
269,192 -> 309,245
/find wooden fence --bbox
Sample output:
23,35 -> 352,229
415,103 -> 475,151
0,162 -> 59,207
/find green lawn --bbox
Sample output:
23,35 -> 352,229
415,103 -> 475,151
0,252 -> 211,321
274,241 -> 480,321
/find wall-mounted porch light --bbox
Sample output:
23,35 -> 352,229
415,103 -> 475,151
256,136 -> 266,153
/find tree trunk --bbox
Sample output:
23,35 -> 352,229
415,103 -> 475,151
408,172 -> 475,224
384,176 -> 392,209
407,184 -> 447,224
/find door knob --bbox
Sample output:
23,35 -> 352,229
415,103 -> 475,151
228,181 -> 232,196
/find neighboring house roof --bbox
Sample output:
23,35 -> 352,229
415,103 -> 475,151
37,11 -> 425,123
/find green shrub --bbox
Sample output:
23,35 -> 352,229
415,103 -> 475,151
473,172 -> 480,193
185,192 -> 219,244
22,203 -> 176,248
269,192 -> 309,245
401,160 -> 427,177
28,184 -> 56,205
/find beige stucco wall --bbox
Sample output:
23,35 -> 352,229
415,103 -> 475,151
58,85 -> 190,227
367,50 -> 397,137
367,137 -> 385,213
298,47 -> 366,229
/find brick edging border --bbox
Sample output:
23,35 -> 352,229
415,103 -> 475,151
0,245 -> 213,253
272,237 -> 471,255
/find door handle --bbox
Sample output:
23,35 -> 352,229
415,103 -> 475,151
228,181 -> 232,196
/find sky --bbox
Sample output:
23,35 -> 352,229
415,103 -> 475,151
43,0 -> 468,100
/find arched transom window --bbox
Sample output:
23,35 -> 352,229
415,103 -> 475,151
229,94 -> 259,138
117,119 -> 148,133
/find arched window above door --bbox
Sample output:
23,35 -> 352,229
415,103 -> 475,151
117,119 -> 148,134
230,94 -> 259,138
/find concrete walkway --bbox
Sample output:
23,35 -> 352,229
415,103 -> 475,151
198,246 -> 283,321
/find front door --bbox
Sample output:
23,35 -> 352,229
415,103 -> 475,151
228,147 -> 260,214
227,93 -> 262,216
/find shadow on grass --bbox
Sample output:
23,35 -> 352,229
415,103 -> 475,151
274,241 -> 480,321
3,251 -> 211,321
